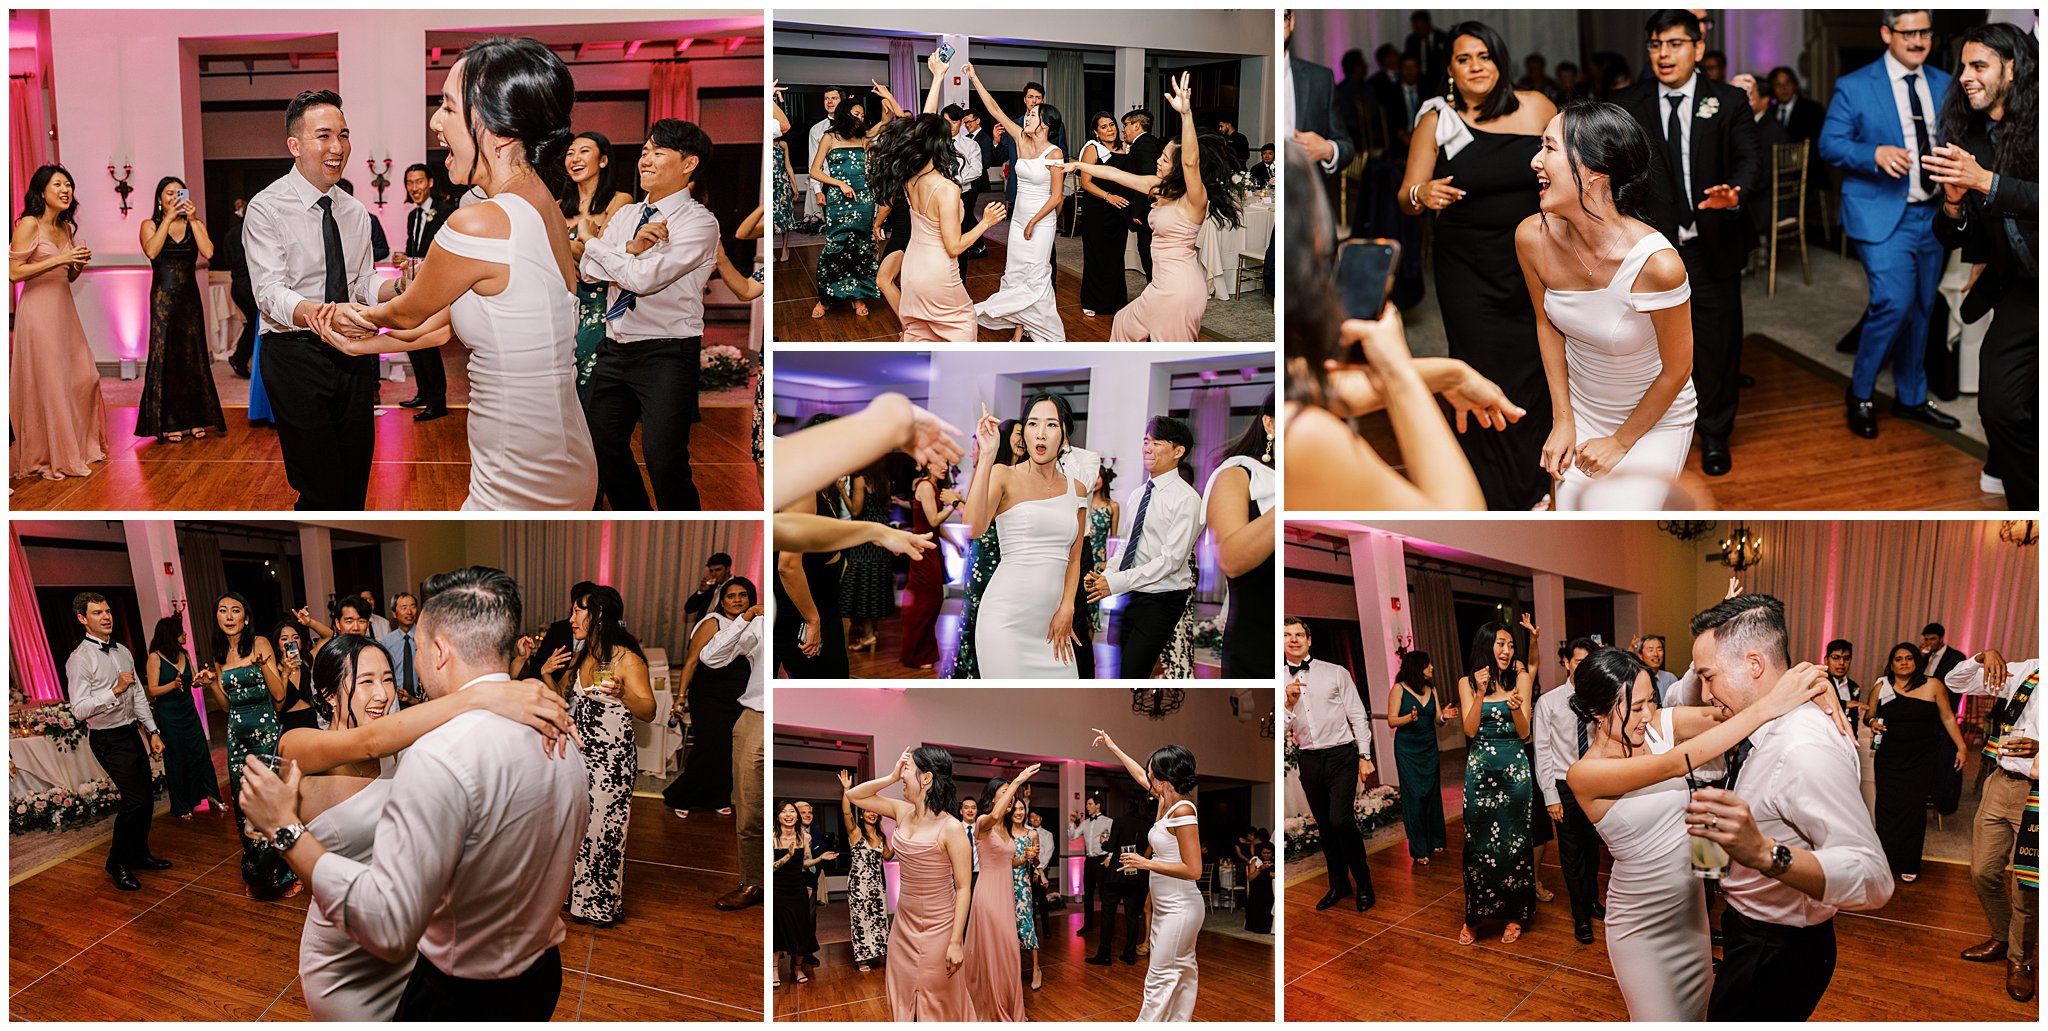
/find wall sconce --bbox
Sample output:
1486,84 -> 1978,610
108,163 -> 134,218
366,157 -> 393,209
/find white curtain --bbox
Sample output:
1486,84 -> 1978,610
499,522 -> 765,662
1046,50 -> 1087,140
889,40 -> 921,114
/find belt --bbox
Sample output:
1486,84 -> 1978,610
2000,766 -> 2035,782
1908,199 -> 1939,207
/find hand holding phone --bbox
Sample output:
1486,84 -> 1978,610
1334,238 -> 1400,325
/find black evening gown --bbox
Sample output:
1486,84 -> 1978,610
773,844 -> 820,956
664,638 -> 747,811
774,495 -> 851,678
1431,124 -> 1551,510
1873,688 -> 1949,877
1079,146 -> 1131,316
135,228 -> 226,439
1221,485 -> 1273,678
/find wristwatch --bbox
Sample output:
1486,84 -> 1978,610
271,822 -> 308,854
1762,840 -> 1793,878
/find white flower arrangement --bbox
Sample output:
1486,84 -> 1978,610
698,344 -> 753,391
1696,96 -> 1720,120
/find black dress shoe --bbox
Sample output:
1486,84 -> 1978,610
1846,398 -> 1878,439
1701,437 -> 1732,476
1592,904 -> 1606,921
714,885 -> 762,910
1738,373 -> 1756,388
1120,952 -> 1137,965
1076,924 -> 1093,936
1086,954 -> 1113,966
230,361 -> 251,379
107,865 -> 141,891
1892,400 -> 1961,430
136,856 -> 173,870
1574,919 -> 1595,944
414,406 -> 448,423
1315,888 -> 1347,911
1356,893 -> 1376,912
399,395 -> 428,409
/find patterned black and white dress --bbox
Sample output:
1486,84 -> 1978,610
570,664 -> 636,924
847,834 -> 891,963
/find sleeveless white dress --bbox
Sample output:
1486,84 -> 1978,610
1139,800 -> 1201,1021
299,768 -> 407,1020
975,152 -> 1066,342
1588,708 -> 1710,1020
433,192 -> 598,511
974,474 -> 1085,678
1542,232 -> 1694,511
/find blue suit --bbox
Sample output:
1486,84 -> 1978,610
1818,58 -> 1951,405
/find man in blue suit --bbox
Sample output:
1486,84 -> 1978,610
1818,9 -> 1964,439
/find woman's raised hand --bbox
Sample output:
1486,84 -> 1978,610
837,768 -> 854,791
1165,71 -> 1193,115
974,402 -> 1002,461
1090,727 -> 1119,752
927,48 -> 949,76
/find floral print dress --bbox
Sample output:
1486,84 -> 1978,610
1012,834 -> 1039,949
946,524 -> 1000,679
1462,698 -> 1536,925
569,666 -> 636,924
816,145 -> 880,302
223,663 -> 296,897
1085,504 -> 1112,632
847,834 -> 891,963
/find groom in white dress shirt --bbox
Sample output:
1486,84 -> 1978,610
242,567 -> 588,1020
1681,593 -> 1892,1019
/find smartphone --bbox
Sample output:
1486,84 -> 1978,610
936,42 -> 955,65
1591,634 -> 1604,646
284,638 -> 300,661
173,187 -> 189,211
1334,238 -> 1399,323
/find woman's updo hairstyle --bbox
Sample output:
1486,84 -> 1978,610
1569,646 -> 1653,729
1146,744 -> 1199,795
1022,392 -> 1076,455
1033,102 -> 1064,143
911,744 -> 958,816
1559,99 -> 1657,228
309,633 -> 393,729
456,36 -> 576,192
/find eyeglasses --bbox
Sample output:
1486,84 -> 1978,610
1646,38 -> 1701,53
1887,26 -> 1934,40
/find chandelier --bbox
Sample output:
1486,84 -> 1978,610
1131,688 -> 1185,720
1658,520 -> 1717,542
2000,520 -> 2038,547
1710,524 -> 1764,572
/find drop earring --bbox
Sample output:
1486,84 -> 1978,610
1261,430 -> 1273,464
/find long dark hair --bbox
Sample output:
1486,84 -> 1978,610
310,634 -> 394,729
454,36 -> 576,192
715,576 -> 760,616
1447,21 -> 1522,122
1156,133 -> 1245,229
1284,151 -> 1343,408
1031,102 -> 1065,143
829,101 -> 868,142
910,745 -> 958,816
1396,649 -> 1433,689
212,591 -> 258,663
556,130 -> 628,220
1558,100 -> 1659,228
148,176 -> 187,225
1939,22 -> 2038,181
1218,391 -> 1276,467
997,418 -> 1026,465
1023,392 -> 1076,458
1467,620 -> 1516,694
1883,641 -> 1932,694
22,165 -> 78,232
147,616 -> 187,665
868,114 -> 962,208
577,584 -> 646,670
976,777 -> 1014,837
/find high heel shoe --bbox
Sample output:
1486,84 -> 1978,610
1031,968 -> 1042,990
1534,884 -> 1556,903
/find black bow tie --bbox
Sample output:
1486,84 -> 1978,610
91,638 -> 114,653
1287,659 -> 1311,675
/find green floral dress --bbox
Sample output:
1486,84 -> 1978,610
223,663 -> 296,898
1085,504 -> 1112,633
573,279 -> 608,402
1012,834 -> 1039,949
816,145 -> 880,301
946,524 -> 1000,679
1462,698 -> 1534,925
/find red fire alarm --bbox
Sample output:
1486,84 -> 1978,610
164,563 -> 175,576
1391,597 -> 1402,611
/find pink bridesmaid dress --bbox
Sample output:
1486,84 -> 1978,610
964,828 -> 1025,1020
898,205 -> 977,342
10,236 -> 107,479
1110,204 -> 1207,342
886,830 -> 974,1021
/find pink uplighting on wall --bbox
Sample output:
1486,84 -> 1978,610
598,521 -> 615,586
1820,521 -> 1841,653
96,269 -> 153,361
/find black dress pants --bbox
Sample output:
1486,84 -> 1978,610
1707,908 -> 1836,1020
396,947 -> 562,1021
88,725 -> 153,867
585,336 -> 701,511
1080,853 -> 1105,927
1552,779 -> 1602,922
1093,882 -> 1146,959
408,346 -> 447,406
1299,741 -> 1373,898
1117,589 -> 1189,679
1678,243 -> 1744,443
258,331 -> 376,510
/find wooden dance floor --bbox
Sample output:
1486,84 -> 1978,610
9,404 -> 761,512
819,597 -> 1223,681
8,794 -> 763,1021
1353,338 -> 2001,511
1283,819 -> 2037,1021
770,240 -> 1226,344
774,902 -> 1273,1021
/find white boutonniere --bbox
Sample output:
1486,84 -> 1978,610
1696,96 -> 1720,120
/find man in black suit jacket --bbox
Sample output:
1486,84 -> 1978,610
521,580 -> 595,681
1284,9 -> 1356,297
683,552 -> 734,624
1121,109 -> 1166,279
1085,795 -> 1152,965
1404,11 -> 1450,92
397,163 -> 450,421
220,199 -> 256,378
1616,10 -> 1761,478
1765,67 -> 1825,144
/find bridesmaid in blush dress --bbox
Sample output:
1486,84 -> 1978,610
846,746 -> 974,1021
964,770 -> 1041,1019
1061,73 -> 1245,343
9,165 -> 107,480
900,462 -> 959,670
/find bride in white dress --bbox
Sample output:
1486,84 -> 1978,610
965,395 -> 1089,678
963,64 -> 1067,342
1563,649 -> 1847,1020
311,37 -> 596,510
1516,102 -> 1696,511
1092,729 -> 1203,1020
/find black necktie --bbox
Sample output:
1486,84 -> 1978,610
317,195 -> 347,303
1724,739 -> 1755,791
1119,481 -> 1155,571
1575,716 -> 1590,758
1666,94 -> 1694,229
1903,73 -> 1935,196
401,632 -> 415,702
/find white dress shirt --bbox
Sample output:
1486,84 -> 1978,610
1720,704 -> 1894,927
1077,814 -> 1113,856
367,614 -> 393,640
1946,656 -> 2040,778
1104,473 -> 1202,595
694,613 -> 766,712
578,188 -> 720,342
65,635 -> 156,734
311,672 -> 590,980
951,131 -> 983,189
377,626 -> 422,699
1286,657 -> 1372,759
1883,51 -> 1938,203
808,117 -> 832,174
1827,673 -> 1859,707
243,166 -> 382,333
1657,75 -> 1701,243
1033,824 -> 1055,875
1532,683 -> 1579,806
1652,669 -> 1680,706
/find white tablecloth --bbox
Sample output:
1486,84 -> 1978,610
1123,200 -> 1276,300
205,273 -> 244,362
10,733 -> 109,798
633,649 -> 677,776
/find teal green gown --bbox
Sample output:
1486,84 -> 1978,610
148,654 -> 220,816
1393,686 -> 1447,859
947,524 -> 1000,679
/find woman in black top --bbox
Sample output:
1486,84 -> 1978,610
1205,394 -> 1275,678
1870,642 -> 1967,880
272,619 -> 320,731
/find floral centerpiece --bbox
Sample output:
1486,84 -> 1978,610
18,703 -> 86,752
699,344 -> 753,392
1283,813 -> 1320,863
1281,786 -> 1405,863
10,771 -> 166,834
1190,616 -> 1225,653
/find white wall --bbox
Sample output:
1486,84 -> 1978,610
777,10 -> 1273,59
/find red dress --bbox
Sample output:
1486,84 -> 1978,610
899,486 -> 945,668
